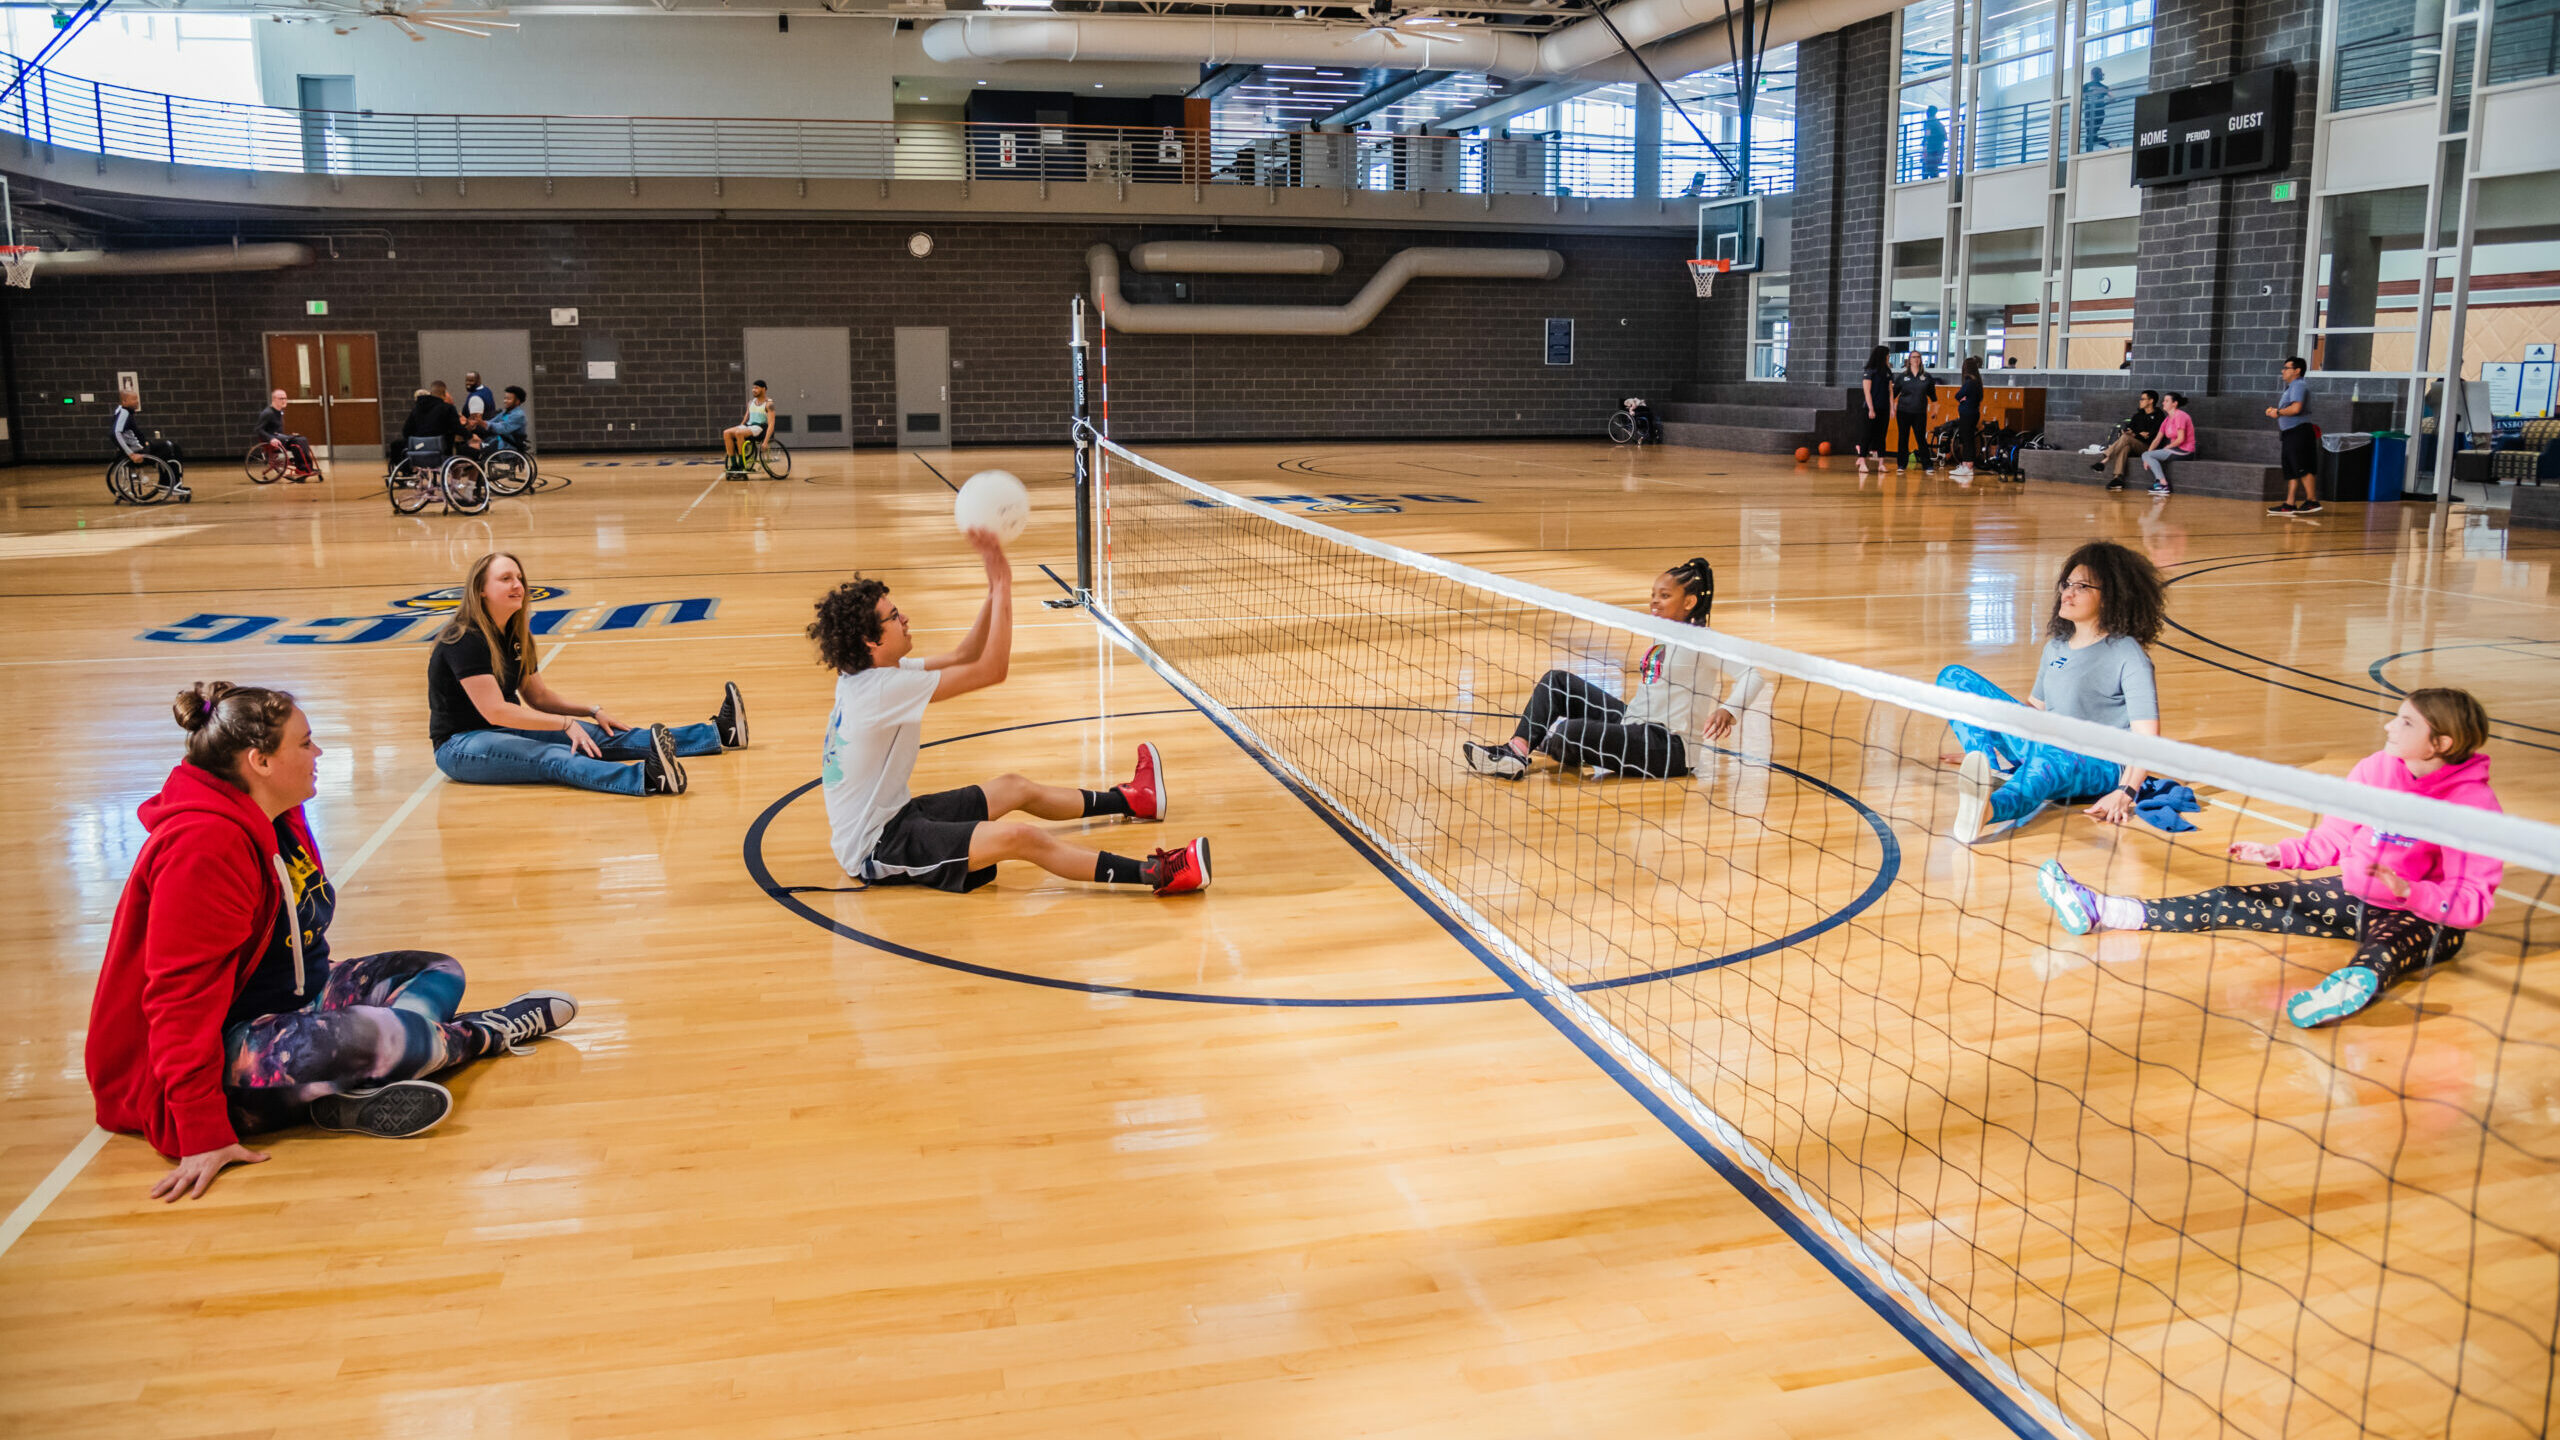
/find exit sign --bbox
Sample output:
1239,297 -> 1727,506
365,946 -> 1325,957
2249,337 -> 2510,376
305,300 -> 328,315
2270,180 -> 2298,202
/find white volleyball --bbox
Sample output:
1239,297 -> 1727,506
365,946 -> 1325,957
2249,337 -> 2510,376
953,469 -> 1031,544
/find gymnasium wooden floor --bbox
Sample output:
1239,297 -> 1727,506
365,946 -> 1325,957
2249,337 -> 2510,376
3,439 -> 2555,1439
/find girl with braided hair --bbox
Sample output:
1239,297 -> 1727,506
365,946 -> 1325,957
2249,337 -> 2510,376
1463,557 -> 1762,781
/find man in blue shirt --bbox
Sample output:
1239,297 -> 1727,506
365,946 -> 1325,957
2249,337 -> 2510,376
486,386 -> 530,451
2269,355 -> 2320,515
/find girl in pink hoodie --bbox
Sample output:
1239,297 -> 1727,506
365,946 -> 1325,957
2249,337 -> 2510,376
2037,687 -> 2504,1028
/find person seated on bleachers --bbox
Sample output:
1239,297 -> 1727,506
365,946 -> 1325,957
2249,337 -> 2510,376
255,390 -> 319,480
2141,391 -> 2194,497
2091,390 -> 2162,491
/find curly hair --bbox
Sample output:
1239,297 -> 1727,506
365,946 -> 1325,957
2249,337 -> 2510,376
809,577 -> 892,674
2046,540 -> 2166,646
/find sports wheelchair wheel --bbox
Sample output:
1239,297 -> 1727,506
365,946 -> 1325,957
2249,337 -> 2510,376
483,449 -> 534,496
244,441 -> 288,484
1607,411 -> 1641,445
442,456 -> 491,514
386,462 -> 437,515
758,438 -> 792,480
110,455 -> 185,505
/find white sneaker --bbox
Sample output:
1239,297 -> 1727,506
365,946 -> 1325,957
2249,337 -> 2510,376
1462,741 -> 1529,780
1952,752 -> 2001,846
1950,464 -> 1975,479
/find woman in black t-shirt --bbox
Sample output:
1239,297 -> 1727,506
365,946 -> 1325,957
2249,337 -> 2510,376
428,552 -> 747,797
1856,345 -> 1891,475
1892,352 -> 1939,471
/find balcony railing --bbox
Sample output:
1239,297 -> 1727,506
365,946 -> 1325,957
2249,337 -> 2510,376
1893,86 -> 2146,181
1,57 -> 1793,202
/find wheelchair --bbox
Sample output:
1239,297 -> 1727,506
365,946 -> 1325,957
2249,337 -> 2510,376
1607,398 -> 1662,446
385,436 -> 490,515
481,434 -> 540,496
244,435 -> 320,484
108,437 -> 190,506
728,431 -> 791,480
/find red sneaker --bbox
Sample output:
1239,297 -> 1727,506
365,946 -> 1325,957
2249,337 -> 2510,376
1141,837 -> 1211,895
1117,741 -> 1167,822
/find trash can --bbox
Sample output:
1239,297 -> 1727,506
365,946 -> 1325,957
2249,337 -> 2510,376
2366,431 -> 2408,502
2318,430 -> 2375,502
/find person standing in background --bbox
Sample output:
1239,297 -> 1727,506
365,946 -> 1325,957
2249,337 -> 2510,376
2268,356 -> 2322,516
1893,352 -> 1939,472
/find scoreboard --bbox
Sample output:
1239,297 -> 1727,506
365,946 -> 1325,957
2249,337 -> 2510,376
2132,65 -> 2296,186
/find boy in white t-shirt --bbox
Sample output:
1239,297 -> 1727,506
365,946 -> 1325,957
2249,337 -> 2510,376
810,526 -> 1211,895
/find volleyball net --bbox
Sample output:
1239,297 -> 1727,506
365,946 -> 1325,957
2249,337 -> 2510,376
1085,431 -> 2560,1440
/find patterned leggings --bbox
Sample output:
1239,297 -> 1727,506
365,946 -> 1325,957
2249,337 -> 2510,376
222,950 -> 490,1135
2141,879 -> 2465,986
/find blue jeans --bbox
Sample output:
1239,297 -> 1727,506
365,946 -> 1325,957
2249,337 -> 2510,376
435,722 -> 721,796
2142,447 -> 2190,486
1934,665 -> 2122,823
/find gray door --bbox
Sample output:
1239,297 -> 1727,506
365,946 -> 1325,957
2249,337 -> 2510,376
744,327 -> 853,450
297,76 -> 354,175
893,327 -> 950,449
417,330 -> 532,432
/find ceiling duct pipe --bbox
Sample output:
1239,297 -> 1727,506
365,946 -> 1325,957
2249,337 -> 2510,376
923,0 -> 1903,82
1088,243 -> 1560,336
26,243 -> 314,277
1128,241 -> 1341,275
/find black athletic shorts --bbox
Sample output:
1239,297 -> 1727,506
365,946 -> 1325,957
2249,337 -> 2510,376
861,785 -> 997,893
2280,423 -> 2318,480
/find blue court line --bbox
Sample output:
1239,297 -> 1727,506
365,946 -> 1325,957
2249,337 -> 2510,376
745,706 -> 1898,1007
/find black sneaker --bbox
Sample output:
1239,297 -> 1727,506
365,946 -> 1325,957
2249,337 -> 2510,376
310,1079 -> 453,1138
2105,479 -> 2125,491
644,723 -> 687,795
1462,740 -> 1529,780
2294,499 -> 2323,515
2089,461 -> 2106,473
468,990 -> 579,1056
714,681 -> 748,749
2268,501 -> 2297,515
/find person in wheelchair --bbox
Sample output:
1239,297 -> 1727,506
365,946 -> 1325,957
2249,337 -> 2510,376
396,384 -> 467,469
255,390 -> 320,480
1609,397 -> 1661,444
723,380 -> 774,476
484,386 -> 531,455
114,389 -> 192,502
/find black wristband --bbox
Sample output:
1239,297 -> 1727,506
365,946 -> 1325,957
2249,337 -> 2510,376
2116,783 -> 2140,799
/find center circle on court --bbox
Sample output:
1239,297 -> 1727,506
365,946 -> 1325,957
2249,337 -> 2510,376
744,708 -> 1903,1008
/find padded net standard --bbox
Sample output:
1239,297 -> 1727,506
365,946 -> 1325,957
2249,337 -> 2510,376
1089,433 -> 2560,1440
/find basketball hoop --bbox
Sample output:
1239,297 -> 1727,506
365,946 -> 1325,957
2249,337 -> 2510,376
1,246 -> 37,290
1685,257 -> 1731,298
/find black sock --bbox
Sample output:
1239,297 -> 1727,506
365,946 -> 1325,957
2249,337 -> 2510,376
1081,787 -> 1133,819
1094,851 -> 1146,885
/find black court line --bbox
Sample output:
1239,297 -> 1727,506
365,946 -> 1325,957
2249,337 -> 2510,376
746,706 -> 1899,1007
913,454 -> 960,492
2161,550 -> 2560,754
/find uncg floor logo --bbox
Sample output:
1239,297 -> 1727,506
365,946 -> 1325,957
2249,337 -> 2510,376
140,586 -> 720,645
1185,493 -> 1481,515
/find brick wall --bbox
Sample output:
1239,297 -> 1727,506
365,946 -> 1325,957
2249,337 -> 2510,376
1787,15 -> 1895,386
2,217 -> 1706,464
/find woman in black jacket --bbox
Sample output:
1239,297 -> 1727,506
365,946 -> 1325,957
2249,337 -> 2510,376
1892,352 -> 1938,471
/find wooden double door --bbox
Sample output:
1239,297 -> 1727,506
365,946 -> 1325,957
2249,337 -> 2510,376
263,332 -> 382,455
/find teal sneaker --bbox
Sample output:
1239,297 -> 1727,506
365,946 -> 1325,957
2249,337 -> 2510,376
2037,859 -> 2097,935
2286,965 -> 2381,1028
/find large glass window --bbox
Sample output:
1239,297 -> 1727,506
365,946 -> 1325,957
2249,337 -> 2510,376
2489,0 -> 2560,84
2335,0 -> 2447,110
1972,0 -> 2058,171
2061,218 -> 2139,369
2076,0 -> 2152,151
1754,279 -> 1791,379
1962,228 -> 2047,365
1660,45 -> 1798,198
1892,239 -> 1948,360
2312,186 -> 2429,372
1898,0 -> 1960,180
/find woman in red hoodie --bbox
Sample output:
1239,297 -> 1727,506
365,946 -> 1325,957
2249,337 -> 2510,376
2033,687 -> 2504,1028
88,682 -> 578,1201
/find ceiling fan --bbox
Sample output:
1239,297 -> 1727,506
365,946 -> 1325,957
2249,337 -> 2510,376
306,0 -> 519,41
1339,0 -> 1470,48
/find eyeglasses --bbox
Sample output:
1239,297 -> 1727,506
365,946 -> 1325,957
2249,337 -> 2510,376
884,606 -> 905,626
2057,580 -> 2101,596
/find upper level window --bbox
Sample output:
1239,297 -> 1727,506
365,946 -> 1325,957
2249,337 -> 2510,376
2077,0 -> 2152,151
1973,0 -> 2058,171
2334,0 -> 2448,110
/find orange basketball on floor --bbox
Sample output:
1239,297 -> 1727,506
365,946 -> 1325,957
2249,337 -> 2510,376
1794,447 -> 1811,462
1817,441 -> 1833,455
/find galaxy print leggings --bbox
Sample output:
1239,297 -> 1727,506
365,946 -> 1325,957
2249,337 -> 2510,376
2140,879 -> 2465,986
222,950 -> 488,1134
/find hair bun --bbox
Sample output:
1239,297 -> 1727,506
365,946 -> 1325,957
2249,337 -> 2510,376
171,681 -> 234,733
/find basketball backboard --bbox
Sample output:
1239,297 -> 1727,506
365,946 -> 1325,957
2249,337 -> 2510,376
1696,196 -> 1764,273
